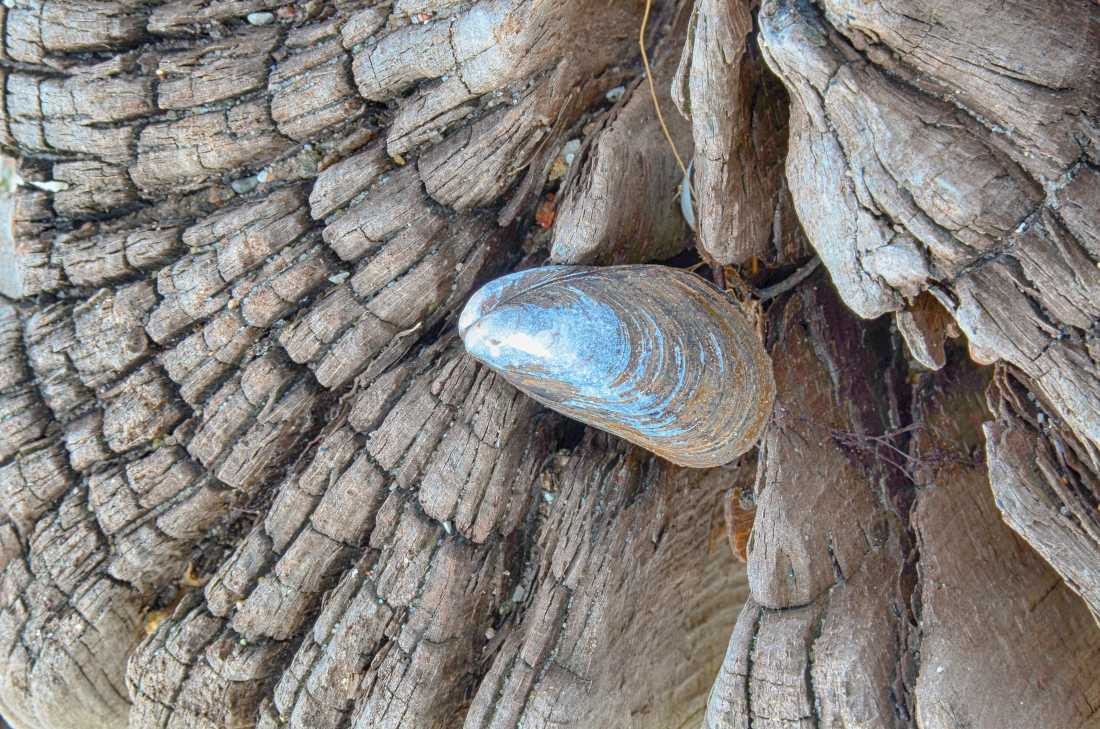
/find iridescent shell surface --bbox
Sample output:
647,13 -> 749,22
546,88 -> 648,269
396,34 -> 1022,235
458,265 -> 775,467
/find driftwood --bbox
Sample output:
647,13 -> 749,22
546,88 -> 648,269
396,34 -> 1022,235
0,1 -> 1098,728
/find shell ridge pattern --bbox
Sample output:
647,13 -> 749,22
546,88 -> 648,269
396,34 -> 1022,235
459,265 -> 775,467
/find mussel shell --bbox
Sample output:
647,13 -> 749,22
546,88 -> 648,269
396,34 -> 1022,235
458,265 -> 775,467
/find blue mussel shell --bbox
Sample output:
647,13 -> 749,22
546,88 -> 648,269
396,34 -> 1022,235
459,265 -> 775,467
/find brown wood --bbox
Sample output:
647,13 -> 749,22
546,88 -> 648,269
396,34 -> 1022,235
0,0 -> 1098,728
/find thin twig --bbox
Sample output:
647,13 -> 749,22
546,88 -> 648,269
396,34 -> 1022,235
755,256 -> 821,301
865,434 -> 921,465
640,0 -> 688,177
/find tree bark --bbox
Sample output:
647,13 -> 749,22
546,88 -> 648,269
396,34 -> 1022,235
0,1 -> 1097,729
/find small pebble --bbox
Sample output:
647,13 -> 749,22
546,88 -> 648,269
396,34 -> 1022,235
327,271 -> 350,284
230,175 -> 259,194
28,180 -> 69,193
605,85 -> 626,102
542,490 -> 556,504
561,138 -> 581,165
246,11 -> 275,25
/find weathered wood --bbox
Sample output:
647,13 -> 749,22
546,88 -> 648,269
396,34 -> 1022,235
0,162 -> 63,298
708,281 -> 912,728
270,32 -> 364,142
708,280 -> 1100,729
0,3 -> 747,728
985,368 -> 1100,624
0,0 -> 1098,727
757,0 -> 1100,454
671,0 -> 789,265
464,431 -> 748,729
125,343 -> 566,727
908,363 -> 1100,729
157,27 -> 279,110
132,100 -> 293,193
550,4 -> 693,265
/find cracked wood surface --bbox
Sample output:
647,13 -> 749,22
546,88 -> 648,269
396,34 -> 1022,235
707,281 -> 1100,729
757,0 -> 1100,452
1,0 -> 1099,728
0,1 -> 748,728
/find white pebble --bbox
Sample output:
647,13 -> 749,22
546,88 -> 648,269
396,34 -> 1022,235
230,175 -> 259,194
246,11 -> 275,25
28,180 -> 69,193
605,86 -> 626,102
561,139 -> 581,165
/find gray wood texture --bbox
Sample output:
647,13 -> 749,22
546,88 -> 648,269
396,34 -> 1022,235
0,0 -> 1097,727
